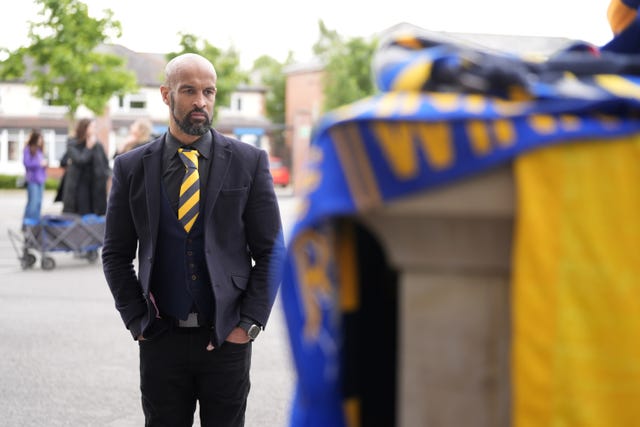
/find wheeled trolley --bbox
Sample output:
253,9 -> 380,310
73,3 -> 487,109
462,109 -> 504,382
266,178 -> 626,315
8,214 -> 105,270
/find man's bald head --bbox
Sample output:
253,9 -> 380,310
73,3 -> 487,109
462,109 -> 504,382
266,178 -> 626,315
164,53 -> 217,88
160,53 -> 218,142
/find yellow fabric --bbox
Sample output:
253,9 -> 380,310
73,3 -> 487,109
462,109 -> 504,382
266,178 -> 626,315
512,135 -> 640,427
178,148 -> 200,233
608,0 -> 638,34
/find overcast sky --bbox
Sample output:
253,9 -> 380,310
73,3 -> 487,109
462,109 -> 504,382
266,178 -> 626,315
1,0 -> 615,67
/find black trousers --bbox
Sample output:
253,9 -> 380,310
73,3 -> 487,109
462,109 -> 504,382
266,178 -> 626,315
139,326 -> 252,427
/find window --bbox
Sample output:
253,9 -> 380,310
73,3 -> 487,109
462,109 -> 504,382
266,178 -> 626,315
41,90 -> 68,113
52,132 -> 69,165
117,93 -> 147,111
43,88 -> 67,107
130,99 -> 146,109
8,139 -> 19,161
6,129 -> 23,162
44,97 -> 65,107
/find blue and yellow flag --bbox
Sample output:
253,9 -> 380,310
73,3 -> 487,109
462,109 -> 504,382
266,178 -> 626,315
281,26 -> 640,427
512,134 -> 640,427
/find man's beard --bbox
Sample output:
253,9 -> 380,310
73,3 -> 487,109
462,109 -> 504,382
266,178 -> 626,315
170,95 -> 211,136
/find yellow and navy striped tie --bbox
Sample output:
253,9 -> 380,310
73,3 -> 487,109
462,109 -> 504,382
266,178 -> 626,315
177,147 -> 200,233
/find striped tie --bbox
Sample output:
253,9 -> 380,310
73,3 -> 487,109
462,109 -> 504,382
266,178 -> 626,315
177,148 -> 200,233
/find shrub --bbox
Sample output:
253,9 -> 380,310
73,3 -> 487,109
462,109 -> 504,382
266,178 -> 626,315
0,174 -> 60,190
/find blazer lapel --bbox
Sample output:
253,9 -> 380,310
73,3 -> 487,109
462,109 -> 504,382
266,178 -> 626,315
142,137 -> 164,250
204,129 -> 232,222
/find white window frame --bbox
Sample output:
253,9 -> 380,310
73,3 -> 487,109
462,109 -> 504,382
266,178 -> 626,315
117,93 -> 148,112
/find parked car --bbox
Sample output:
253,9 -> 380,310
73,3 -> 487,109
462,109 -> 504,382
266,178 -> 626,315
269,156 -> 290,187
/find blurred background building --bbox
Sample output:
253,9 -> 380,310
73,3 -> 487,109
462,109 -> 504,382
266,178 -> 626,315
0,25 -> 574,189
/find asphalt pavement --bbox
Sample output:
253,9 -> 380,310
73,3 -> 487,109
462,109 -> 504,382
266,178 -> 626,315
0,189 -> 297,427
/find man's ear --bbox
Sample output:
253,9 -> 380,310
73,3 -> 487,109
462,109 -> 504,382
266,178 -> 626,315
160,86 -> 170,106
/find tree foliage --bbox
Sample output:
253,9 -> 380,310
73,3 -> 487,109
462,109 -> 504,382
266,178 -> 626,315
167,33 -> 249,118
251,52 -> 295,125
0,0 -> 137,123
251,52 -> 295,160
312,20 -> 378,112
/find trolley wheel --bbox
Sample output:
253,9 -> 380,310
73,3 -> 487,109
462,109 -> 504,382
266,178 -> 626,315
86,250 -> 99,263
41,256 -> 56,271
20,252 -> 37,269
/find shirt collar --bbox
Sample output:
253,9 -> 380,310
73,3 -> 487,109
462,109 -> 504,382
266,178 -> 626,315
166,130 -> 212,160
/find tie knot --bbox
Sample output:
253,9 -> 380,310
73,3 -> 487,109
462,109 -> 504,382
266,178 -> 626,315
178,148 -> 199,169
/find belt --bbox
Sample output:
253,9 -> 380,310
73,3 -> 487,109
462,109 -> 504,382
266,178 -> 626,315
177,312 -> 204,328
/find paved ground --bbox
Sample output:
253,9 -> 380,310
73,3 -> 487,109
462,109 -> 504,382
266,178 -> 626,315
0,189 -> 297,426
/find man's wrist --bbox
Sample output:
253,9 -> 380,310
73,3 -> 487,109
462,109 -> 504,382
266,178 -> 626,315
237,319 -> 261,341
238,320 -> 253,330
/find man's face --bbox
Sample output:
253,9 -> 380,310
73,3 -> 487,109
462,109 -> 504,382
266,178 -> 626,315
169,91 -> 213,136
161,64 -> 217,138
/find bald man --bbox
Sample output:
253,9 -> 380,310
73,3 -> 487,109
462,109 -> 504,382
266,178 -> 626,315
103,53 -> 286,427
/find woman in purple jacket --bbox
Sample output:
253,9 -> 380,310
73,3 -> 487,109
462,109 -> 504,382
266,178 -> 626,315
22,129 -> 48,225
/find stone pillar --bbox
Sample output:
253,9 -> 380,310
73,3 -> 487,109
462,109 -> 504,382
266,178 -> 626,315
360,164 -> 514,427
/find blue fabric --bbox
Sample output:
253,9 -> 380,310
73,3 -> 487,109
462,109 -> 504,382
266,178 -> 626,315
23,182 -> 44,224
622,0 -> 640,9
603,13 -> 640,53
280,27 -> 640,427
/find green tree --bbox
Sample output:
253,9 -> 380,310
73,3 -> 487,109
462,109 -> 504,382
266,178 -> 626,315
251,52 -> 295,125
312,21 -> 378,112
251,52 -> 295,161
167,33 -> 249,117
0,0 -> 137,124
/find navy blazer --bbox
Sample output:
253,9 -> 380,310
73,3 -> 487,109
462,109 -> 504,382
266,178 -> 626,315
102,129 -> 286,346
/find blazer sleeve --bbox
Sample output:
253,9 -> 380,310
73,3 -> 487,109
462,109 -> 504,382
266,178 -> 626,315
240,148 -> 286,327
102,156 -> 147,338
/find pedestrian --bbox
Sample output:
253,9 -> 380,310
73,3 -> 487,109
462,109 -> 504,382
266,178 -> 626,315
102,53 -> 286,427
22,129 -> 48,225
60,118 -> 110,215
114,117 -> 154,158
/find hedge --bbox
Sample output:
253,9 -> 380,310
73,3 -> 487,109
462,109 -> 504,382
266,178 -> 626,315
0,174 -> 60,190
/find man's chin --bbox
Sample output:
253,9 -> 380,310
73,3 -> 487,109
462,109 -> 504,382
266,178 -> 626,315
186,126 -> 210,136
178,120 -> 210,136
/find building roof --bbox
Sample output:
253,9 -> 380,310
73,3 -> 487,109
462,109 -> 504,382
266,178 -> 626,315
3,44 -> 166,87
97,44 -> 166,87
234,83 -> 268,93
283,59 -> 325,75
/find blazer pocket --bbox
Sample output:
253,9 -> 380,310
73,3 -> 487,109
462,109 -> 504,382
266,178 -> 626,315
231,274 -> 249,291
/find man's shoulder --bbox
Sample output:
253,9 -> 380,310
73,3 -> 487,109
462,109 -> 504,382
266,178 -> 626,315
116,135 -> 162,165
